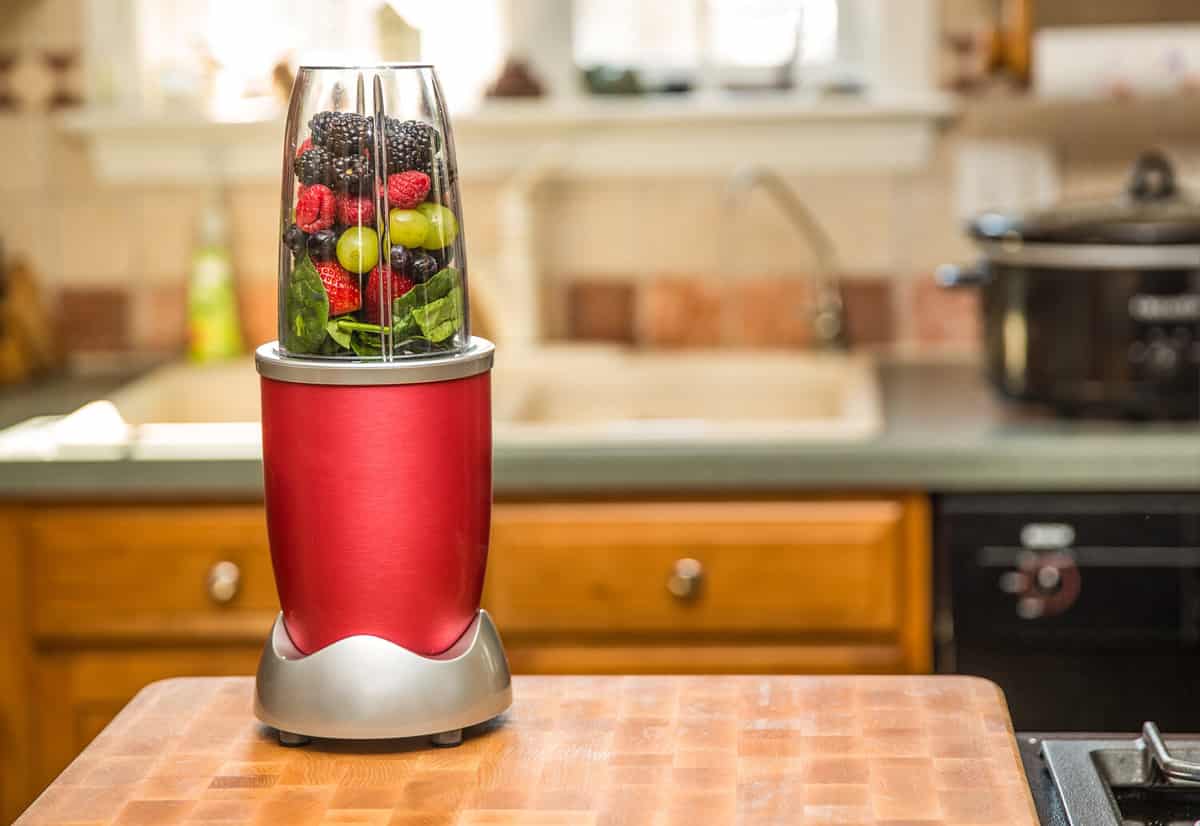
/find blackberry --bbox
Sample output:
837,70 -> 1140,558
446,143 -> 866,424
383,119 -> 438,175
308,111 -> 341,146
293,146 -> 332,186
323,112 -> 373,157
428,157 -> 456,191
332,155 -> 372,196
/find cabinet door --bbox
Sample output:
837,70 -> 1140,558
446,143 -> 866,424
29,505 -> 277,643
486,497 -> 930,674
31,647 -> 261,796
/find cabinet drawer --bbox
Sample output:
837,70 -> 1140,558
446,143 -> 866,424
29,506 -> 277,641
486,500 -> 910,637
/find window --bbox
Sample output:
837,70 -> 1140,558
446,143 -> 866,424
573,0 -> 844,80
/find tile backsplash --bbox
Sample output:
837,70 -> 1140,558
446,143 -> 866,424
1,0 -> 1193,363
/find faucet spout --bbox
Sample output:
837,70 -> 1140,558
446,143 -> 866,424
725,166 -> 848,350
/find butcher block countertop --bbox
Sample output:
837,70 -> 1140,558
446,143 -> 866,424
17,675 -> 1038,825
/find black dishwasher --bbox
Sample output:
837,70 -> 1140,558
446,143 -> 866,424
936,493 -> 1200,731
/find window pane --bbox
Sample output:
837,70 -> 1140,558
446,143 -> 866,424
574,0 -> 698,70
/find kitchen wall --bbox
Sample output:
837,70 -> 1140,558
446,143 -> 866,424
2,0 -> 1197,362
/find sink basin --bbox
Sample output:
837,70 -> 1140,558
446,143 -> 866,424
4,346 -> 880,460
492,347 -> 881,444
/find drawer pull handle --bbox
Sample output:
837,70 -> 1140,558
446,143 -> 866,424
667,558 -> 704,602
207,561 -> 241,604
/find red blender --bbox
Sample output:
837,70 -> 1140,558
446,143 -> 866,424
253,65 -> 511,747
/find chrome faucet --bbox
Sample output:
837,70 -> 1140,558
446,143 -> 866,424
725,166 -> 848,349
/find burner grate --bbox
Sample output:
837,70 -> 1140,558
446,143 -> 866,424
1041,722 -> 1200,826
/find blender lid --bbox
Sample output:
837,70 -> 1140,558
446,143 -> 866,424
256,337 -> 493,385
970,150 -> 1200,246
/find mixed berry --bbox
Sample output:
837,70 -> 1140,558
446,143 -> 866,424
281,110 -> 463,358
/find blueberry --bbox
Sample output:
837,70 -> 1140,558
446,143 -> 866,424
283,223 -> 306,256
427,245 -> 454,270
410,250 -> 438,283
307,229 -> 338,261
389,245 -> 413,276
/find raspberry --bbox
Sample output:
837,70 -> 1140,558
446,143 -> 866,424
336,193 -> 376,227
295,138 -> 313,157
364,265 -> 415,324
296,184 -> 335,233
386,171 -> 431,209
314,260 -> 361,316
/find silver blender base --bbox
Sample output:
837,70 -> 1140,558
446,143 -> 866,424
254,610 -> 512,746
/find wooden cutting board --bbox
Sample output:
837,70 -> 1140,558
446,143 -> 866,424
17,675 -> 1038,825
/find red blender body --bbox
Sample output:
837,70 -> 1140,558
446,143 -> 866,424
261,368 -> 491,656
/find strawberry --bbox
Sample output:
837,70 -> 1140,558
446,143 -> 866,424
296,184 -> 335,232
295,137 -> 313,157
386,171 -> 431,209
315,260 -> 361,316
364,265 -> 415,324
336,193 -> 376,227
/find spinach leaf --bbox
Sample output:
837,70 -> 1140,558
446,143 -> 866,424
411,286 -> 463,343
284,253 -> 329,354
326,318 -> 353,349
392,266 -> 459,332
350,329 -> 383,357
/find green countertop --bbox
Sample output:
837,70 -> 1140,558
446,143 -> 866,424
0,362 -> 1196,498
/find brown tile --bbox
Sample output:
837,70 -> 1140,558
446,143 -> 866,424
841,277 -> 895,348
723,277 -> 812,349
56,285 -> 130,352
131,281 -> 186,354
910,270 -> 981,350
565,279 -> 635,344
637,277 -> 722,348
238,276 -> 277,349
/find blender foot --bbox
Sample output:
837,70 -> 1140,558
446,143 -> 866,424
431,729 -> 463,747
277,730 -> 310,747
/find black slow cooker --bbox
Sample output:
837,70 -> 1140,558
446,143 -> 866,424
940,150 -> 1200,419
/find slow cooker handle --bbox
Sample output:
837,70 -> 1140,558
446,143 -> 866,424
935,262 -> 990,288
1126,150 -> 1178,202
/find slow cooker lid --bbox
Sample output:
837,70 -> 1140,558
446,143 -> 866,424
970,150 -> 1200,246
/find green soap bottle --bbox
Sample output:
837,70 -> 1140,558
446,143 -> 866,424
187,191 -> 244,362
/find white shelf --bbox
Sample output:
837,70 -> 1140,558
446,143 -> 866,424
59,93 -> 954,184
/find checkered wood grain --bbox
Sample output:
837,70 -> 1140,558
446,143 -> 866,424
16,676 -> 1038,825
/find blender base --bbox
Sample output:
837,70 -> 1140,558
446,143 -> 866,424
254,610 -> 512,746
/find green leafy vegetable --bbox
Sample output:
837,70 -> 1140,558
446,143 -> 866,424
284,254 -> 329,354
350,330 -> 383,357
326,318 -> 353,350
335,319 -> 387,334
411,286 -> 463,343
392,266 -> 460,333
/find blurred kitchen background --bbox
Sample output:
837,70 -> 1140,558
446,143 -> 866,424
8,0 -> 1200,361
1,0 -> 1200,822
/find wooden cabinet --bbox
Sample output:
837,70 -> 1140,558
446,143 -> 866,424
488,498 -> 930,675
0,494 -> 930,822
29,506 -> 278,643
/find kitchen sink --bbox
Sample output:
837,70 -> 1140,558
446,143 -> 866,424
10,346 -> 880,460
491,347 -> 881,444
